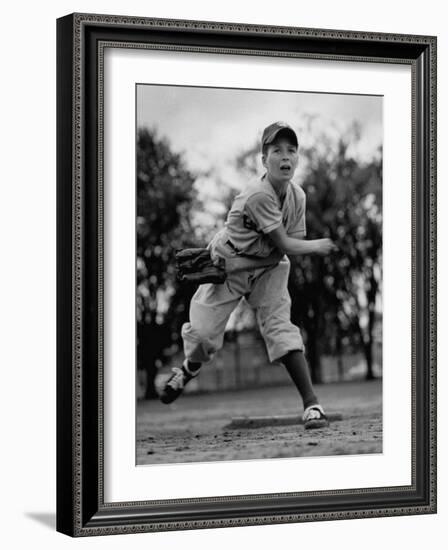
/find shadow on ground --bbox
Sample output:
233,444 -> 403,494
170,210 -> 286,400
25,512 -> 56,530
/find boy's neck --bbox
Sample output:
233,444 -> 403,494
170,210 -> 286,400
266,174 -> 289,201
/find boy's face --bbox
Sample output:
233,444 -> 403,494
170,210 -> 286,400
262,136 -> 298,185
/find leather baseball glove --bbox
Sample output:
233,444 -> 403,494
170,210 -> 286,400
175,248 -> 227,285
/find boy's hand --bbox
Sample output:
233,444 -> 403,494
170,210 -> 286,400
314,238 -> 337,256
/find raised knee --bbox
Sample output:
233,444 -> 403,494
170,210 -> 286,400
182,322 -> 223,350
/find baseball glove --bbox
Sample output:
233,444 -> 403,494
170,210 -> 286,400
175,248 -> 227,285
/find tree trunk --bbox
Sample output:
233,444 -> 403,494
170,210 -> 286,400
365,271 -> 378,381
304,291 -> 324,383
138,322 -> 161,400
354,319 -> 374,381
144,361 -> 159,399
306,327 -> 322,384
336,322 -> 344,381
364,338 -> 374,380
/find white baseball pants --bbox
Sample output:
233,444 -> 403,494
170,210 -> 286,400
181,230 -> 304,363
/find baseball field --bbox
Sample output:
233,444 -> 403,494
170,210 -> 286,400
136,379 -> 382,465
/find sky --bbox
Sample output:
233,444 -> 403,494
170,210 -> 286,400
137,83 -> 382,176
137,84 -> 383,236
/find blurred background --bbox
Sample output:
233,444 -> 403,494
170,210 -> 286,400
136,84 -> 382,400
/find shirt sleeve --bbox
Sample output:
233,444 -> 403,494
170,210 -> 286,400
288,191 -> 307,237
244,192 -> 283,234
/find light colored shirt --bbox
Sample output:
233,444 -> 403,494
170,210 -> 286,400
225,175 -> 307,257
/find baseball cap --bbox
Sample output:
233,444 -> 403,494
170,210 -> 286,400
261,121 -> 298,149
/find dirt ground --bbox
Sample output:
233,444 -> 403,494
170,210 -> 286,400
136,379 -> 382,465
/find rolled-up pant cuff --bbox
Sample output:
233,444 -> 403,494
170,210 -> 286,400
269,343 -> 305,363
182,322 -> 218,363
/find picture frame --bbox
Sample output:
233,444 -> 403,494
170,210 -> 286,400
56,12 -> 437,537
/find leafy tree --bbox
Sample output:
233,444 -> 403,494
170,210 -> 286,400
291,135 -> 382,381
137,128 -> 198,398
234,123 -> 382,382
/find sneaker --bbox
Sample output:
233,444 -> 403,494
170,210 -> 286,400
159,361 -> 200,404
303,404 -> 329,430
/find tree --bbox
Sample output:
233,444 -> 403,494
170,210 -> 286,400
290,133 -> 382,381
136,128 -> 198,398
234,123 -> 382,381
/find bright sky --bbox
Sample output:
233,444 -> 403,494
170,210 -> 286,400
137,84 -> 382,176
137,84 -> 382,238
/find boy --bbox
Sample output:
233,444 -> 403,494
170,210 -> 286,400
160,122 -> 336,429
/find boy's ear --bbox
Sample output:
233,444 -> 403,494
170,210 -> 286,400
261,154 -> 267,168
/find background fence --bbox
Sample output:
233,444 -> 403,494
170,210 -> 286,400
137,327 -> 382,399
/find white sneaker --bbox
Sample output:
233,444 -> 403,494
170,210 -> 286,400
302,404 -> 329,430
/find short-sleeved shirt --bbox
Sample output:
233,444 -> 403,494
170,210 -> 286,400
224,175 -> 307,257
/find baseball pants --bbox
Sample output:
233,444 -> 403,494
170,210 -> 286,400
181,230 -> 304,364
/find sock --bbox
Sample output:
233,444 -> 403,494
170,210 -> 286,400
281,350 -> 318,410
184,360 -> 202,374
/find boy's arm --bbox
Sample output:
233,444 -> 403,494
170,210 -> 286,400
267,224 -> 336,256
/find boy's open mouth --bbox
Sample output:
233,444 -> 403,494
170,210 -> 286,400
280,165 -> 291,172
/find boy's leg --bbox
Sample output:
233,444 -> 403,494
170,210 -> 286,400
279,348 -> 328,429
247,258 -> 304,363
248,259 -> 328,428
160,280 -> 240,403
281,351 -> 328,428
280,350 -> 317,410
182,281 -> 241,363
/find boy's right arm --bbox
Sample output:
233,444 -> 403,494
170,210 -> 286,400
267,224 -> 336,256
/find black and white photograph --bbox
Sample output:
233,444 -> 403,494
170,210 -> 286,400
135,84 -> 383,465
1,0 -> 443,545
